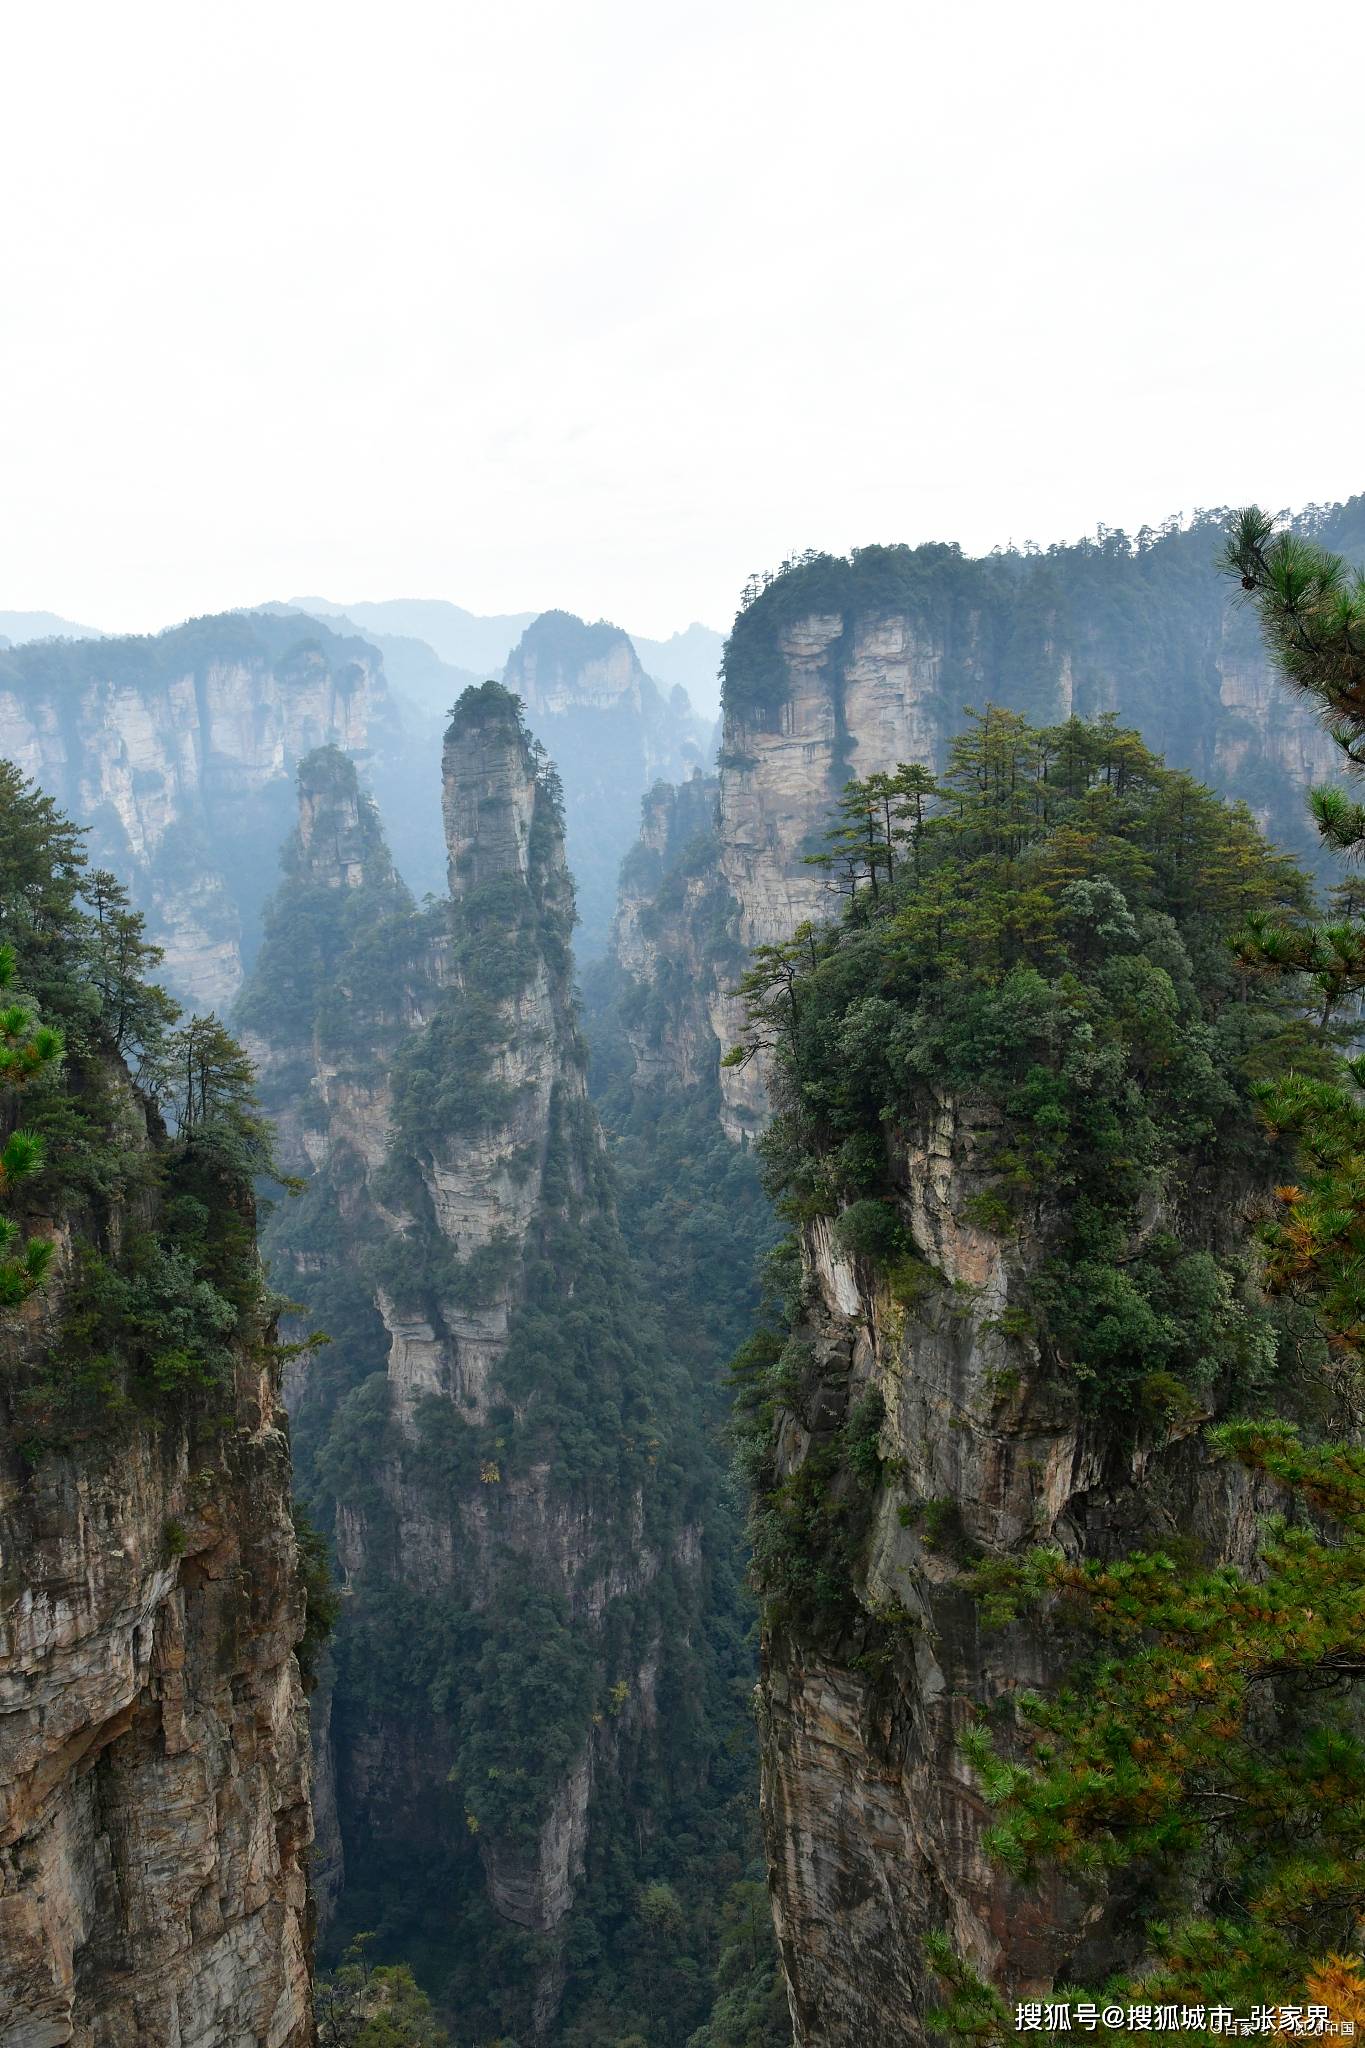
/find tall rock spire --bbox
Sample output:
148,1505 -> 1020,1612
243,686 -> 709,2041
292,743 -> 401,894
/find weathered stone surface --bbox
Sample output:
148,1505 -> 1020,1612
0,1289 -> 313,2046
609,769 -> 735,1092
760,1102 -> 1272,2045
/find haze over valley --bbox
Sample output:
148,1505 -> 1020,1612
4,4 -> 1365,2044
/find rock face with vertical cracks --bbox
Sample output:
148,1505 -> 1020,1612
0,1114 -> 313,2046
757,1102 -> 1270,2046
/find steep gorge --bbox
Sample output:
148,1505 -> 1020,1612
243,691 -> 743,2042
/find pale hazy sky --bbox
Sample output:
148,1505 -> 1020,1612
3,0 -> 1363,640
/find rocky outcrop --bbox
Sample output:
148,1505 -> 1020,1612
503,610 -> 709,959
0,614 -> 395,1011
0,1106 -> 314,2046
758,1103 -> 1269,2045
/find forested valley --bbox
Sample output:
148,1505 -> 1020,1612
4,504 -> 1365,2047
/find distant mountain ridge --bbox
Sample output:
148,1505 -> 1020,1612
286,595 -> 536,678
0,609 -> 104,643
288,594 -> 728,718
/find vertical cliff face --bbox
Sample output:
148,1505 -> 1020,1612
244,692 -> 711,2039
607,768 -> 736,1092
0,1313 -> 315,2048
503,610 -> 709,959
0,614 -> 395,1011
0,850 -> 315,2046
755,1112 -> 1282,2042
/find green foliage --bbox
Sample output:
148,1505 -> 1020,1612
921,512 -> 1365,2027
804,763 -> 941,903
39,1219 -> 240,1419
740,1353 -> 888,1638
83,867 -> 180,1065
830,1199 -> 907,1267
736,709 -> 1318,1423
0,763 -> 283,1441
0,935 -> 65,1307
316,1936 -> 451,2047
684,1877 -> 792,2048
1225,507 -> 1365,783
957,1422 -> 1365,2016
147,1011 -> 275,1169
1220,512 -> 1365,1363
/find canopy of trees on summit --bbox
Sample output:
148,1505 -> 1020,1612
732,706 -> 1318,1421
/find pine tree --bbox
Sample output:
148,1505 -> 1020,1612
83,867 -> 179,1068
149,1011 -> 273,1171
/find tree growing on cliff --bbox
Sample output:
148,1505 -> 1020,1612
147,1010 -> 281,1180
83,867 -> 178,1069
804,764 -> 941,903
722,923 -> 821,1069
956,1419 -> 1365,2022
0,768 -> 289,1424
